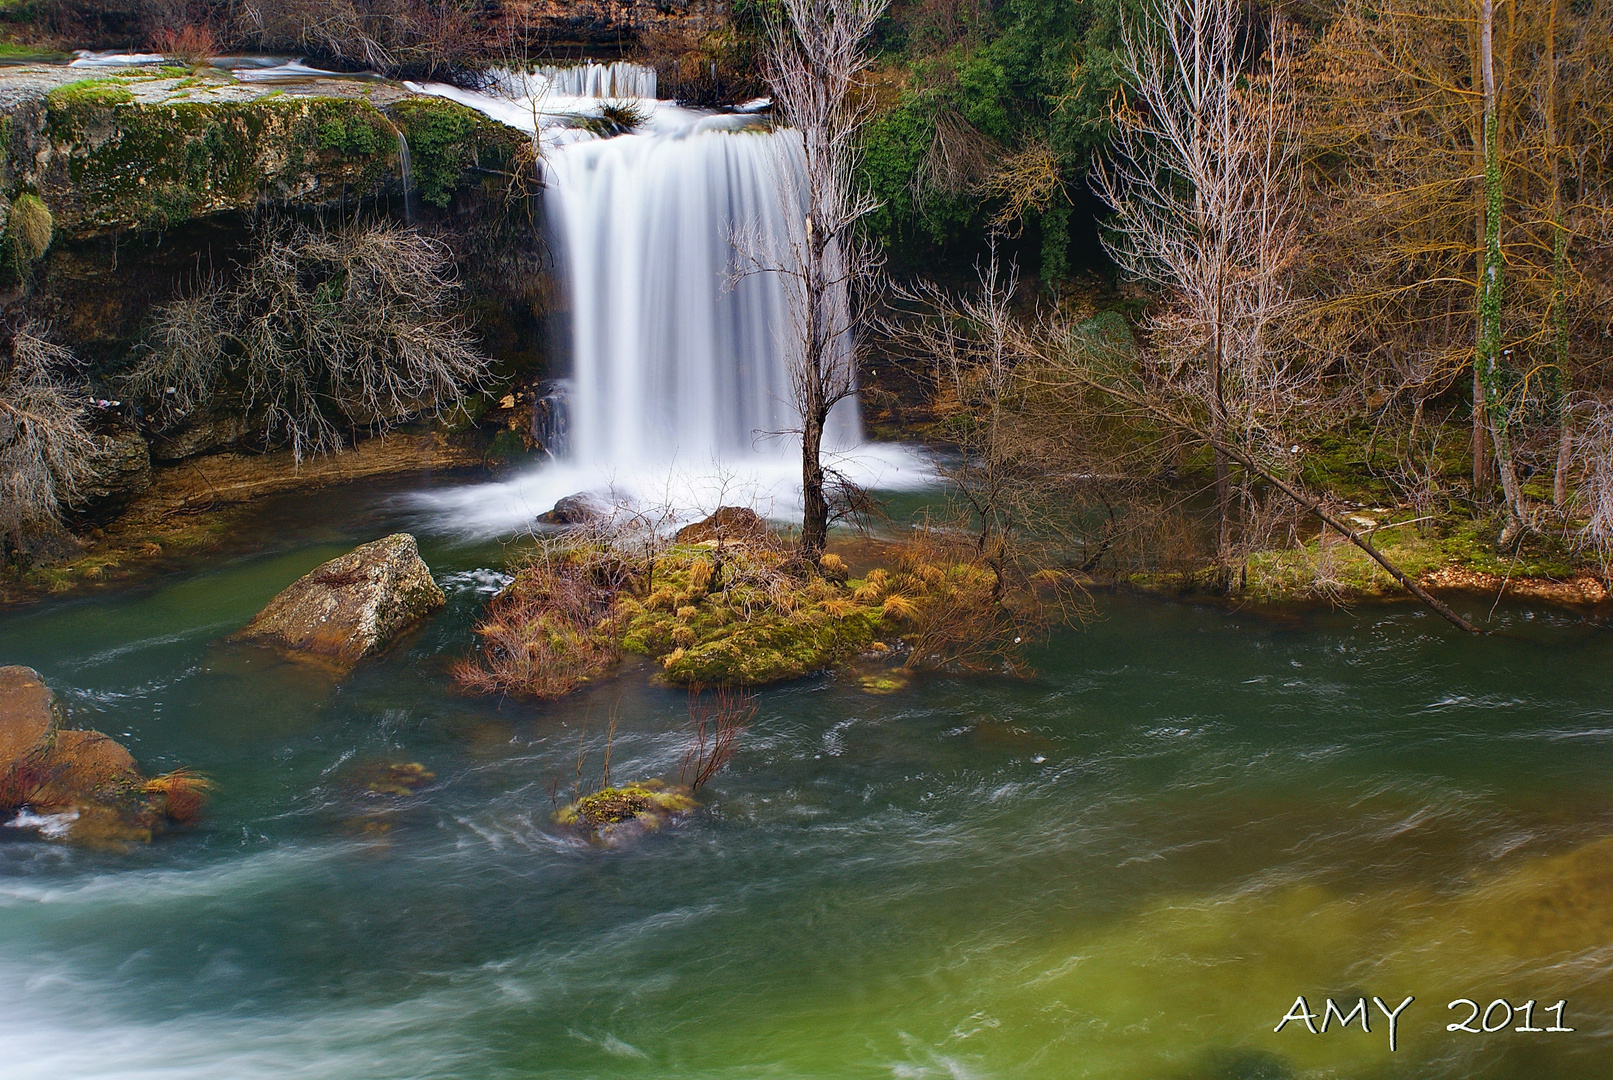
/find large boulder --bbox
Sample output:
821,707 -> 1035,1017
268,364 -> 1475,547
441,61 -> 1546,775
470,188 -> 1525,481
675,506 -> 773,546
0,666 -> 62,775
234,533 -> 446,664
537,492 -> 610,527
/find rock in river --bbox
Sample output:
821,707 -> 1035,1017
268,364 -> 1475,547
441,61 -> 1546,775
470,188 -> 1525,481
235,533 -> 446,665
0,665 -> 63,774
537,492 -> 610,527
0,665 -> 160,845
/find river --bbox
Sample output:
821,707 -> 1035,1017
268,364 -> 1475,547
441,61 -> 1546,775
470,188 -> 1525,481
1,477 -> 1608,1079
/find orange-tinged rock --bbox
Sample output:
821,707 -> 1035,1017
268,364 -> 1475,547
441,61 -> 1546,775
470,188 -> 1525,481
0,665 -> 60,771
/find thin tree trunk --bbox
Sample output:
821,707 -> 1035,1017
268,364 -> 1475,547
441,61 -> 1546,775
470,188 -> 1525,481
1470,19 -> 1492,501
1477,0 -> 1524,544
1546,0 -> 1572,513
1212,267 -> 1232,588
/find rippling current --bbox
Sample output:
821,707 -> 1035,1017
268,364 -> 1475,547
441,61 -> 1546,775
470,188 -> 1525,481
2,480 -> 1610,1079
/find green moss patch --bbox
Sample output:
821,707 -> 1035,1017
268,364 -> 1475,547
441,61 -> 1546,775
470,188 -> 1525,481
615,544 -> 885,686
390,97 -> 524,207
38,96 -> 400,233
555,780 -> 698,843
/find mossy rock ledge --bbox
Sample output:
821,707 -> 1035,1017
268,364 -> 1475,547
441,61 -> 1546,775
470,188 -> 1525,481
1,73 -> 522,237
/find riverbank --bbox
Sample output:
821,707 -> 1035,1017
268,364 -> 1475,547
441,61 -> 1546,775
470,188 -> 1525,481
7,434 -> 488,606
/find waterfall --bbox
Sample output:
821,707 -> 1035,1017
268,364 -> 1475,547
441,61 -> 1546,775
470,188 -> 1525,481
395,130 -> 415,224
403,65 -> 927,533
536,61 -> 657,99
543,121 -> 859,472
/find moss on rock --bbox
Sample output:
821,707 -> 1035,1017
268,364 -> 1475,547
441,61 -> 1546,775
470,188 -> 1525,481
616,544 -> 885,686
555,779 -> 698,844
25,94 -> 406,234
390,97 -> 523,207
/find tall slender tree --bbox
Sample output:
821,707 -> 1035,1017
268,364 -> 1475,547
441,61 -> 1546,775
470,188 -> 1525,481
761,0 -> 889,560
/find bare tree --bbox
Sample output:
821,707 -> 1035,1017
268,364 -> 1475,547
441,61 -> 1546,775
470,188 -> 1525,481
756,0 -> 889,561
127,219 -> 491,462
0,321 -> 99,558
680,686 -> 754,792
1093,0 -> 1306,586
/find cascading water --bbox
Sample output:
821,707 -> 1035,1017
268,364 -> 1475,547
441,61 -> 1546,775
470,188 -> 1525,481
405,65 -> 925,532
395,130 -> 415,225
545,120 -> 858,468
534,60 -> 657,99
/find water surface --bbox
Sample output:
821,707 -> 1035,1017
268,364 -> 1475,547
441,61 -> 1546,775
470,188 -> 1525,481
3,483 -> 1610,1079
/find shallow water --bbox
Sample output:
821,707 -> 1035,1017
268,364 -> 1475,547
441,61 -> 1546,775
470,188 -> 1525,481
4,482 -> 1611,1079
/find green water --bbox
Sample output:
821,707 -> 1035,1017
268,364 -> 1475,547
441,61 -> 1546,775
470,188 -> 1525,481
3,482 -> 1611,1079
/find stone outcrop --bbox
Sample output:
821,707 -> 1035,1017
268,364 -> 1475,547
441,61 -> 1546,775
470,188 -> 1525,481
0,65 -> 520,239
75,421 -> 154,523
235,533 -> 446,664
674,506 -> 773,545
0,665 -> 157,844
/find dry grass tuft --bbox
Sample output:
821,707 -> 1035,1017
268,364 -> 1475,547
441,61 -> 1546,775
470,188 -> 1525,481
142,768 -> 215,824
453,546 -> 625,699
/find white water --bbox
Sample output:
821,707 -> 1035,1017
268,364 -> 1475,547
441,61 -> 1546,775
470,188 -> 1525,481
404,67 -> 930,534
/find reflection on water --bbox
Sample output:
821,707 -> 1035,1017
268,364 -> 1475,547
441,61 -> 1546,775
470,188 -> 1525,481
0,481 -> 1609,1078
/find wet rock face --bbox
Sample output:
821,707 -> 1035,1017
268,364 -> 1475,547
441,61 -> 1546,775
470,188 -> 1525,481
74,421 -> 153,523
235,533 -> 446,665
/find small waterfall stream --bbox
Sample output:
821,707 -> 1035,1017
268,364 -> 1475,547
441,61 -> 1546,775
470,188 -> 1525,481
395,129 -> 415,224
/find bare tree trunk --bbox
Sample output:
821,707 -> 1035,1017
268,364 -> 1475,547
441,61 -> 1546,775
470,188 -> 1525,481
1477,0 -> 1525,546
1212,268 -> 1232,585
1470,18 -> 1493,502
759,0 -> 887,564
1545,0 -> 1572,514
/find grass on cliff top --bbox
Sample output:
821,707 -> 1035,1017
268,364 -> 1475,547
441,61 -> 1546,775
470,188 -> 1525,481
47,77 -> 134,106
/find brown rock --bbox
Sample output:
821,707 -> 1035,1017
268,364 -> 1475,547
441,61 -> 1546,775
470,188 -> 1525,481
675,506 -> 774,546
234,533 -> 446,665
0,667 -> 153,845
0,665 -> 61,772
36,729 -> 142,809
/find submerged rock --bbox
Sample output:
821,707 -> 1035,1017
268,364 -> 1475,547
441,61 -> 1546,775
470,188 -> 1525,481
555,780 -> 697,846
235,533 -> 446,665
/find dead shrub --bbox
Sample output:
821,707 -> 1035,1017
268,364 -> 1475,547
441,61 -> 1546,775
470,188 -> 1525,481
0,321 -> 100,559
154,23 -> 217,65
142,768 -> 215,824
454,545 -> 625,700
126,219 -> 491,462
680,686 -> 754,792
